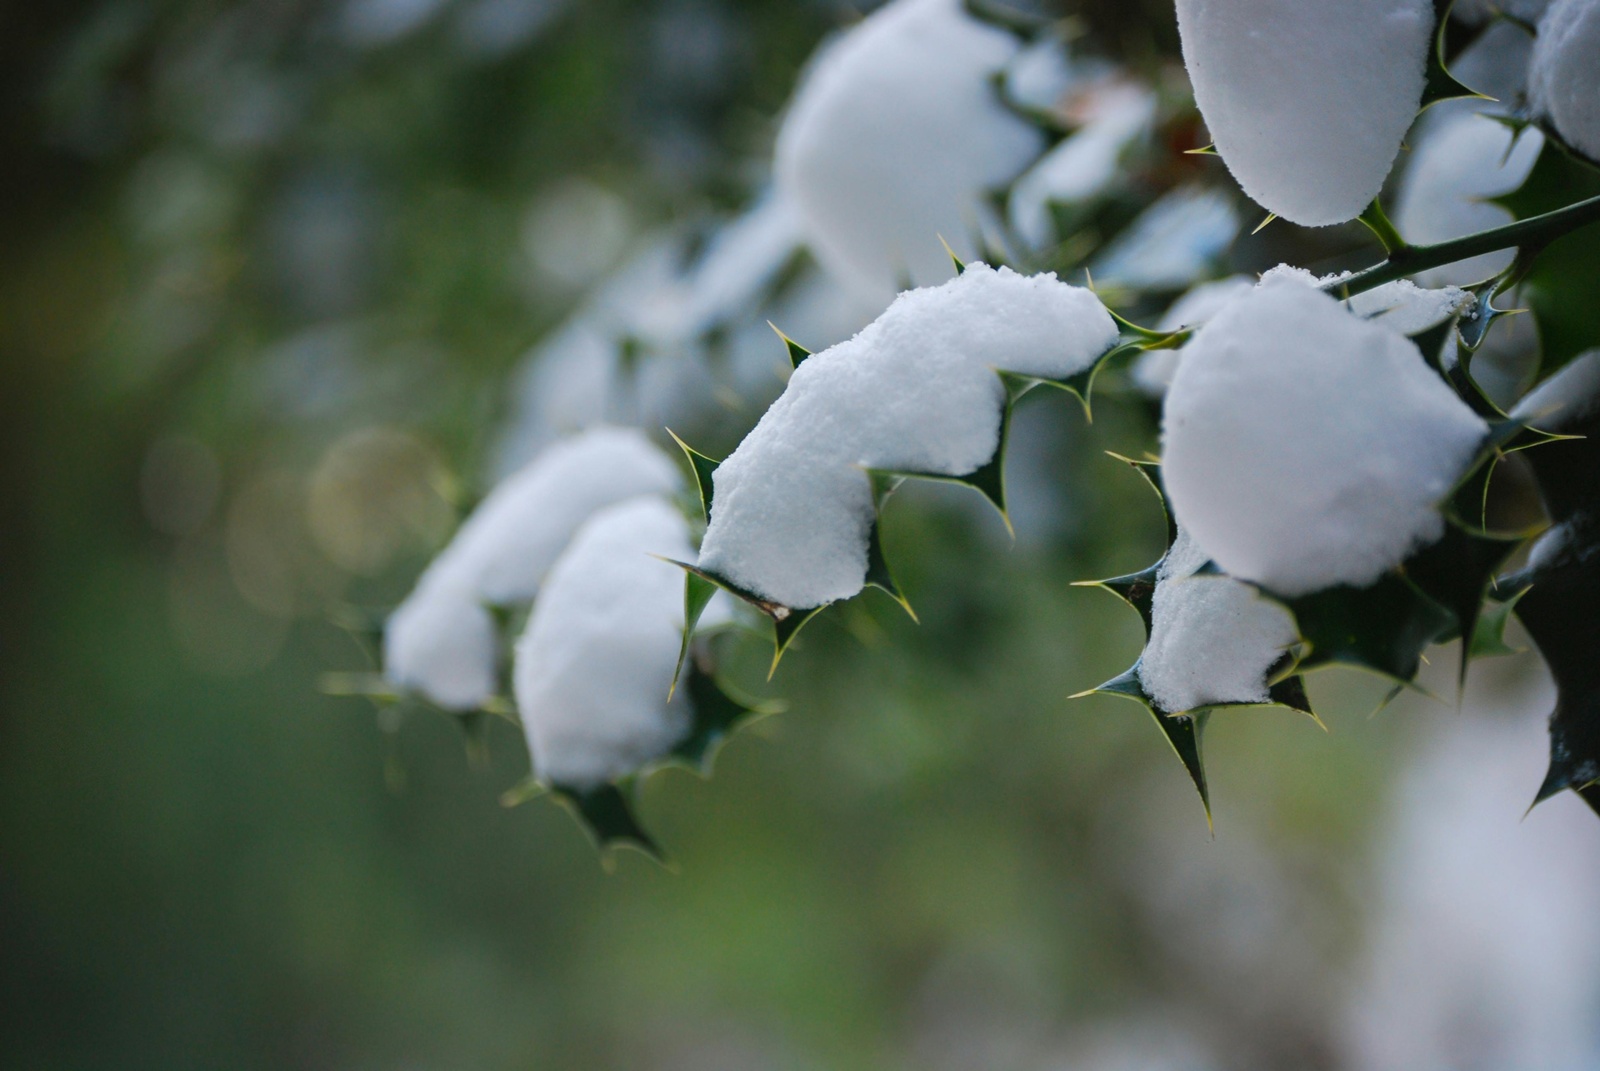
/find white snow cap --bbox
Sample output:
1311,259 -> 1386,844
383,591 -> 499,712
1132,276 -> 1255,396
1162,276 -> 1488,596
1512,349 -> 1600,428
1138,528 -> 1300,714
1530,0 -> 1600,161
514,497 -> 696,789
1175,0 -> 1434,226
416,427 -> 680,606
1265,265 -> 1475,336
775,0 -> 1043,299
1395,110 -> 1544,287
383,428 -> 681,710
698,264 -> 1118,609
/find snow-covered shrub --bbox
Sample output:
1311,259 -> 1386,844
695,264 -> 1118,610
1530,0 -> 1600,161
774,0 -> 1042,298
1174,0 -> 1434,225
1162,275 -> 1487,596
383,427 -> 680,709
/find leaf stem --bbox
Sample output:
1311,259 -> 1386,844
1327,191 -> 1600,297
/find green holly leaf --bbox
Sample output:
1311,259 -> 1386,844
672,661 -> 782,774
666,429 -> 720,523
556,782 -> 662,860
768,321 -> 812,370
1074,664 -> 1213,825
1420,4 -> 1490,111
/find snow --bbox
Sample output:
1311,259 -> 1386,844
1394,111 -> 1544,287
775,0 -> 1043,300
1342,659 -> 1600,1071
382,588 -> 499,711
1162,276 -> 1489,596
1174,0 -> 1434,226
1511,348 -> 1600,428
1264,265 -> 1475,335
1138,528 -> 1299,714
513,497 -> 696,788
1088,186 -> 1241,291
1007,81 -> 1156,251
1451,19 -> 1537,104
418,427 -> 681,606
1132,276 -> 1255,396
1530,0 -> 1600,161
383,428 -> 681,709
698,264 -> 1118,608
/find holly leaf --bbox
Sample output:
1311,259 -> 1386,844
672,661 -> 782,774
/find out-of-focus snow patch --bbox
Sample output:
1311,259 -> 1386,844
775,0 -> 1042,299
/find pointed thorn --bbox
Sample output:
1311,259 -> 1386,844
1251,212 -> 1278,236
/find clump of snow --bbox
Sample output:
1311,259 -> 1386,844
513,497 -> 696,789
698,264 -> 1118,609
383,428 -> 681,710
1007,80 -> 1156,251
1394,111 -> 1544,287
1174,0 -> 1434,226
1089,186 -> 1241,291
1264,265 -> 1475,336
1133,276 -> 1255,396
1162,277 -> 1489,596
1138,529 -> 1300,714
1530,0 -> 1600,161
775,0 -> 1042,299
416,427 -> 680,605
1511,348 -> 1600,428
383,590 -> 499,711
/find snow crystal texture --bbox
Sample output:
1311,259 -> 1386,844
1531,0 -> 1600,161
1162,277 -> 1488,596
775,0 -> 1042,298
698,264 -> 1117,609
1139,529 -> 1300,714
514,497 -> 696,789
383,591 -> 499,711
1175,0 -> 1434,226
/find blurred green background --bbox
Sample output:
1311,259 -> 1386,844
1,3 -> 1586,1069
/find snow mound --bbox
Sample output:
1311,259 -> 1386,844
383,428 -> 681,710
514,497 -> 695,789
1133,276 -> 1255,396
1174,0 -> 1434,226
775,0 -> 1042,299
383,590 -> 499,711
1162,277 -> 1488,596
1530,0 -> 1600,161
1395,111 -> 1544,287
698,264 -> 1118,609
1512,349 -> 1600,429
1138,528 -> 1300,714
